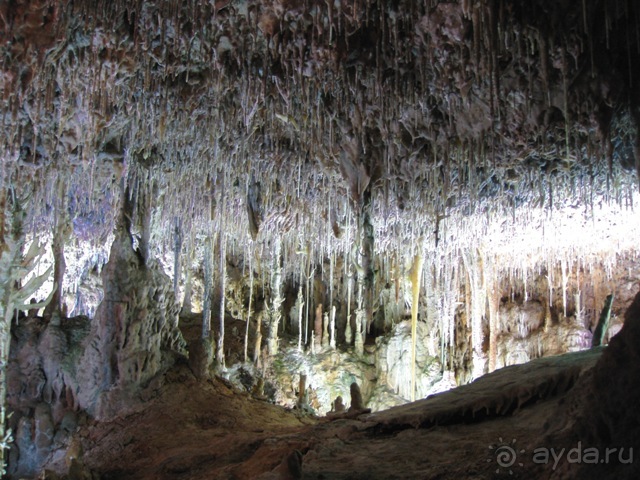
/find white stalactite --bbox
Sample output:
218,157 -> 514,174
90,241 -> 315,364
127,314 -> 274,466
267,239 -> 283,356
409,251 -> 424,402
297,287 -> 304,352
330,305 -> 336,349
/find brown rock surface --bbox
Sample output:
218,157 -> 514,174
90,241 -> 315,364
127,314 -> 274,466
31,345 -> 607,479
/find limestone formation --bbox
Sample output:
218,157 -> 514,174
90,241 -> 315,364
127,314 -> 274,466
7,314 -> 90,478
332,396 -> 345,414
348,382 -> 365,412
6,222 -> 187,474
296,374 -> 307,410
314,304 -> 323,349
4,0 -> 640,477
251,378 -> 266,400
188,338 -> 213,381
322,312 -> 329,349
76,225 -> 186,419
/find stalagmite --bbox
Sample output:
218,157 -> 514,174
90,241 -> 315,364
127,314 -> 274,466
345,313 -> 353,346
347,381 -> 370,414
409,251 -> 424,402
297,374 -> 308,410
44,177 -> 69,318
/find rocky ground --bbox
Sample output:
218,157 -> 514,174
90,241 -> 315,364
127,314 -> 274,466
38,345 -> 618,479
33,342 -> 634,480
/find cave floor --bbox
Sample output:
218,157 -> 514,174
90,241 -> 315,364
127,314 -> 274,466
72,349 -> 602,480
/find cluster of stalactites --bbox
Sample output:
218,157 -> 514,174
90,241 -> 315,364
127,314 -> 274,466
3,1 -> 640,356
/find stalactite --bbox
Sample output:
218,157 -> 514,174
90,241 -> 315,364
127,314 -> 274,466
329,246 -> 335,328
330,305 -> 336,349
463,248 -> 487,379
523,261 -> 529,302
538,32 -> 550,106
561,47 -> 571,161
172,217 -> 182,298
488,0 -> 500,122
314,303 -> 323,351
345,305 -> 353,346
244,248 -> 254,363
358,189 -> 375,334
266,239 -> 283,355
449,261 -> 459,372
604,1 -> 610,50
561,257 -> 568,317
547,256 -> 554,309
486,257 -> 499,373
136,173 -> 153,265
182,228 -> 195,313
354,280 -> 365,355
632,109 -> 640,194
202,240 -> 213,339
409,251 -> 424,403
436,263 -> 447,372
217,230 -> 227,371
305,262 -> 313,346
297,286 -> 304,352
253,308 -> 263,367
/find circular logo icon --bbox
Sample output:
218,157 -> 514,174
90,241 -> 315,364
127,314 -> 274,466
495,444 -> 518,468
488,438 -> 525,475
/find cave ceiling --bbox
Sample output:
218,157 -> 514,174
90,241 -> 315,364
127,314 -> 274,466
2,0 -> 640,270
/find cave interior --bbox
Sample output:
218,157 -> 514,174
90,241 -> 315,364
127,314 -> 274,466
2,0 -> 640,478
